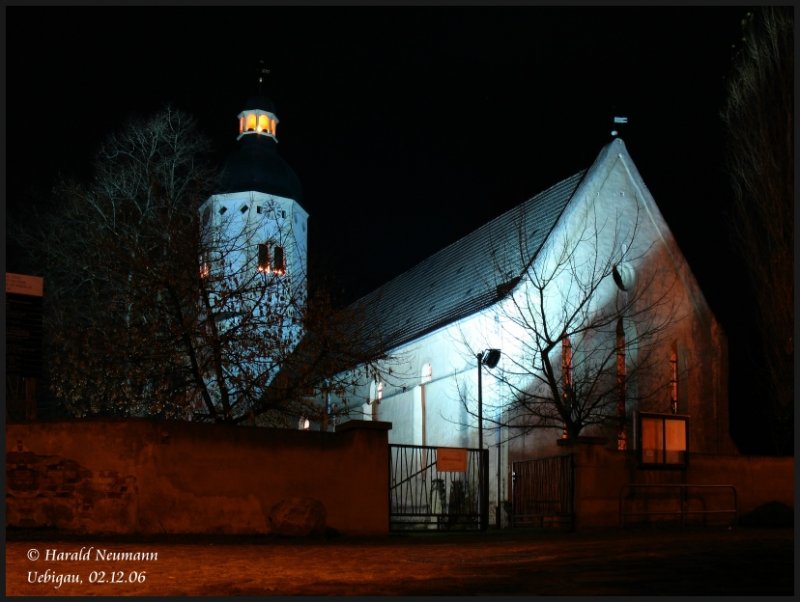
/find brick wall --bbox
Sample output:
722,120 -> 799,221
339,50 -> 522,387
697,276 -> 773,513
6,419 -> 391,536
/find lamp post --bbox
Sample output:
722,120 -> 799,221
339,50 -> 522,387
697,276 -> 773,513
476,348 -> 501,531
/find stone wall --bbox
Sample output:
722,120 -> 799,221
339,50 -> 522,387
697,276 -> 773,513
6,419 -> 391,536
565,442 -> 794,528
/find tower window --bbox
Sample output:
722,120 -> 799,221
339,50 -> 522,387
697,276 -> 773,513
219,206 -> 227,215
273,245 -> 286,275
240,205 -> 248,214
258,243 -> 271,273
258,242 -> 286,276
256,206 -> 263,214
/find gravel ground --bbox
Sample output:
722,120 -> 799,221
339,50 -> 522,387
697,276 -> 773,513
6,527 -> 794,596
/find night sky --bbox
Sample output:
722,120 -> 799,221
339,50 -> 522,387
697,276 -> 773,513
6,7 -> 766,446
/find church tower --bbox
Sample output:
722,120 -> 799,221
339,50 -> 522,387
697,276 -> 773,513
199,89 -> 308,323
196,80 -> 308,419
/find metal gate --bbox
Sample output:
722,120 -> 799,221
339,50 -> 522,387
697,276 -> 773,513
388,444 -> 487,531
511,454 -> 574,529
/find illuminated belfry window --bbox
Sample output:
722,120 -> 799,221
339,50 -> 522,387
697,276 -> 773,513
238,109 -> 278,140
258,242 -> 286,275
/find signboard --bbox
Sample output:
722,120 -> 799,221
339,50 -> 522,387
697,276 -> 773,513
437,447 -> 468,472
6,273 -> 44,297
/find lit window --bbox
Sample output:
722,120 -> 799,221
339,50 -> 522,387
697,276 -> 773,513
638,413 -> 688,467
199,249 -> 212,279
258,242 -> 286,275
273,246 -> 285,275
258,114 -> 269,133
258,243 -> 271,273
246,113 -> 257,132
239,116 -> 245,134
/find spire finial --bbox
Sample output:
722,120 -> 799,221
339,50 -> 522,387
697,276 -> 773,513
610,115 -> 628,138
257,60 -> 271,95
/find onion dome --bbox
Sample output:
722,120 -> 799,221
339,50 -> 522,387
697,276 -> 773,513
219,95 -> 302,202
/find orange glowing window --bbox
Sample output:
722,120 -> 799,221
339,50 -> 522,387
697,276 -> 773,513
258,243 -> 271,273
258,242 -> 286,275
246,113 -> 257,132
273,245 -> 286,275
239,116 -> 245,134
258,114 -> 269,133
638,413 -> 688,467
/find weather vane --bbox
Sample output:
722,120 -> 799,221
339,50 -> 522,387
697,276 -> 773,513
257,60 -> 271,95
610,115 -> 628,138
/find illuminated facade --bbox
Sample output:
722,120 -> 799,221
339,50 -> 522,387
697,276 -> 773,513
327,138 -> 736,517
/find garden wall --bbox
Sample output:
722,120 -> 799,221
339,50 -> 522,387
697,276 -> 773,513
6,418 -> 391,536
567,442 -> 795,528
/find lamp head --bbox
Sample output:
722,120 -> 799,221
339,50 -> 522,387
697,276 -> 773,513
480,348 -> 501,369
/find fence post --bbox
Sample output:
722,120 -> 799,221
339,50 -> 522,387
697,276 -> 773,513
480,449 -> 489,531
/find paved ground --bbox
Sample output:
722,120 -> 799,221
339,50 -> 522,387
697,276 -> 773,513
6,526 -> 794,596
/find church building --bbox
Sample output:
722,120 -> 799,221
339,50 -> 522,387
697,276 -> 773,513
203,91 -> 736,522
322,135 -> 738,521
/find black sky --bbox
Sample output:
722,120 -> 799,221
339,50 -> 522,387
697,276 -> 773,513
7,7 -> 746,303
6,6 -> 777,450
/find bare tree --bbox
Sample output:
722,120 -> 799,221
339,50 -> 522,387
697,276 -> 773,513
458,201 -> 680,445
14,107 -> 391,425
720,7 -> 793,453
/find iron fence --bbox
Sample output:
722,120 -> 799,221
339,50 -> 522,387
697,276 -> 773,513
388,444 -> 487,531
511,454 -> 574,529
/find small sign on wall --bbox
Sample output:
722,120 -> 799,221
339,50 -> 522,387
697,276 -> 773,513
437,447 -> 468,472
6,273 -> 44,297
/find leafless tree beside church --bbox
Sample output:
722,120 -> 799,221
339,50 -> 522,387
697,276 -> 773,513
15,107 -> 389,425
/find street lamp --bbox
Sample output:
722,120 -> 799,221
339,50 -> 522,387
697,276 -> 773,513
476,348 -> 501,531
